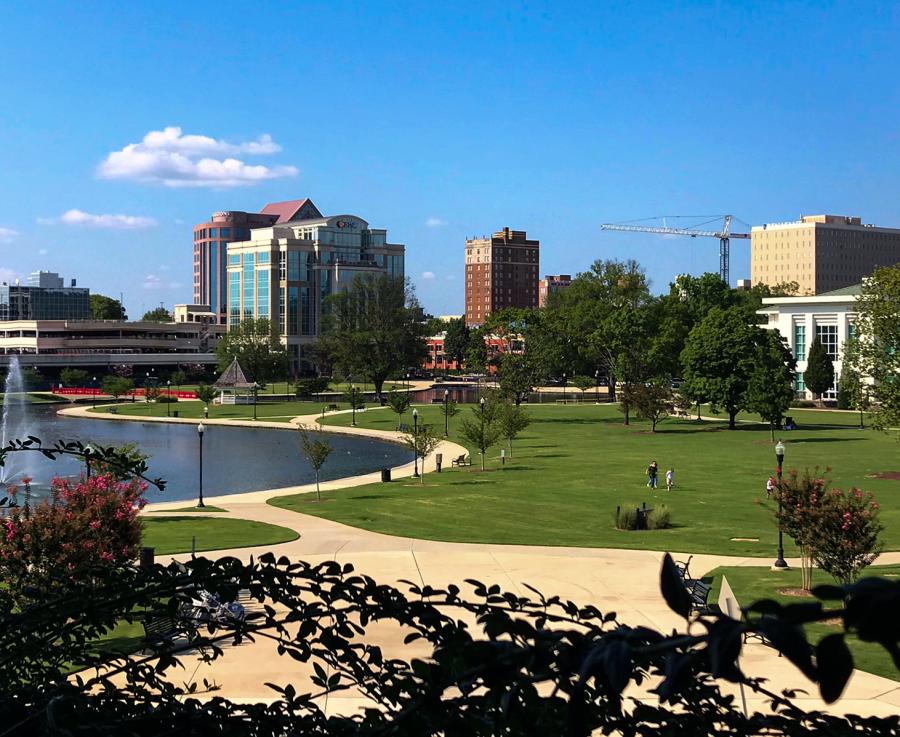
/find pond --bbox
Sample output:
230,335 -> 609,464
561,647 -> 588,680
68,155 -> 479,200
2,405 -> 409,504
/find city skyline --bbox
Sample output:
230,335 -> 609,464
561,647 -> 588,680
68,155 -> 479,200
2,2 -> 899,318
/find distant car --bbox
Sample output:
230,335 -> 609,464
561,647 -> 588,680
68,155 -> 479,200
671,378 -> 684,389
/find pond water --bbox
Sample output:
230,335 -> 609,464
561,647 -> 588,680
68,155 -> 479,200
3,405 -> 409,504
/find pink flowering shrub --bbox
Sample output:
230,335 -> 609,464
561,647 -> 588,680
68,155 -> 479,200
0,473 -> 145,607
776,468 -> 883,589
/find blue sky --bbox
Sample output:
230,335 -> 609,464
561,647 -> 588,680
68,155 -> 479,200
1,1 -> 898,317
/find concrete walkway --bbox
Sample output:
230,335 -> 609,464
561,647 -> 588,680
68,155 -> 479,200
59,403 -> 900,715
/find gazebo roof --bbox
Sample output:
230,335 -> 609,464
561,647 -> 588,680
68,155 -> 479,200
213,358 -> 256,390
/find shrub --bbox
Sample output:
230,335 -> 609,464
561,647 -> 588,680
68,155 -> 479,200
156,395 -> 179,403
614,506 -> 639,530
647,504 -> 673,530
0,473 -> 146,607
790,400 -> 816,408
813,487 -> 883,585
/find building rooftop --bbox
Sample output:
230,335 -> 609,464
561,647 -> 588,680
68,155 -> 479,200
260,198 -> 322,223
817,284 -> 862,297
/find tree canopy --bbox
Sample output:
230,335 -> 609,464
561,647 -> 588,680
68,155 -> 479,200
804,335 -> 835,400
317,275 -> 427,397
216,317 -> 287,385
141,306 -> 172,322
90,293 -> 126,320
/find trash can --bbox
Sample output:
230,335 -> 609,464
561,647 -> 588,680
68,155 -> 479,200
381,467 -> 391,482
139,547 -> 155,569
435,453 -> 443,473
173,411 -> 179,418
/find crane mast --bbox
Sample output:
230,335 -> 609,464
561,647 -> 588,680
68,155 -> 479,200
601,215 -> 750,284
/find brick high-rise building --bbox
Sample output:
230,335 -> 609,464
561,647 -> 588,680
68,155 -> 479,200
538,274 -> 572,307
751,214 -> 900,295
193,199 -> 322,323
465,227 -> 539,325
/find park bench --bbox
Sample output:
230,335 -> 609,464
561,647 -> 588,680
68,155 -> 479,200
674,555 -> 694,586
688,580 -> 712,615
451,454 -> 471,467
109,407 -> 118,414
398,423 -> 409,432
141,615 -> 181,647
326,403 -> 338,412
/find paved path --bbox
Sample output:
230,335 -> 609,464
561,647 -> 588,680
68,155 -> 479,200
60,403 -> 900,715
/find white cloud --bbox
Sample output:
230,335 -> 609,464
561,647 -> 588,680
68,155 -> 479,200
421,271 -> 435,280
98,126 -> 298,188
425,217 -> 447,227
37,248 -> 48,255
0,227 -> 18,242
43,209 -> 158,229
142,274 -> 181,290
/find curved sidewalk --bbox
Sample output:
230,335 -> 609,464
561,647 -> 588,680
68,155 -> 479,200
58,403 -> 900,711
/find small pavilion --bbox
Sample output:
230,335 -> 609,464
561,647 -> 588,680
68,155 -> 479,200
212,359 -> 258,404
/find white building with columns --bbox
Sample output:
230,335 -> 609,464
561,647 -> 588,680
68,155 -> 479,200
757,284 -> 860,400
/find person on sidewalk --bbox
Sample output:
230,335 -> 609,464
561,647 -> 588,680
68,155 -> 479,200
647,461 -> 658,489
666,468 -> 674,491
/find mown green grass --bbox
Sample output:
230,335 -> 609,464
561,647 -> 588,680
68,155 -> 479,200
142,517 -> 298,555
267,403 -> 900,556
707,564 -> 900,681
146,505 -> 228,513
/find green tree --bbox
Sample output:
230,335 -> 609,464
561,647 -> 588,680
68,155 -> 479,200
60,368 -> 89,388
745,330 -> 796,440
169,369 -> 187,390
297,425 -> 334,502
497,352 -> 539,405
680,306 -> 764,429
497,402 -> 530,456
631,380 -> 675,432
100,376 -> 133,400
572,375 -> 595,400
458,397 -> 502,471
847,266 -> 900,433
838,343 -> 869,427
141,307 -> 171,322
317,275 -> 427,398
401,422 -> 442,485
387,389 -> 412,429
144,385 -> 161,405
90,294 -> 126,320
442,317 -> 470,369
804,335 -> 834,402
439,395 -> 459,435
464,327 -> 489,374
216,317 -> 288,385
196,383 -> 216,414
343,386 -> 365,425
294,376 -> 329,399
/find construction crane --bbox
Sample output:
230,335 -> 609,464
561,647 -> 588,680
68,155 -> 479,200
600,215 -> 750,284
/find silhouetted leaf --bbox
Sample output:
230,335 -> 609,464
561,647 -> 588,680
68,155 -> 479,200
817,634 -> 853,703
660,553 -> 691,618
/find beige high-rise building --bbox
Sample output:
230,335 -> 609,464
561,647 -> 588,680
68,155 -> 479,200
751,214 -> 900,295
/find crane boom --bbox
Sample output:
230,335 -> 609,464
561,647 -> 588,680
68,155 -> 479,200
600,214 -> 750,284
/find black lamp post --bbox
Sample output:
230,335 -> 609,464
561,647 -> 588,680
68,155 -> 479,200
92,376 -> 97,409
203,405 -> 208,420
406,372 -> 410,399
595,370 -> 600,403
166,380 -> 171,417
562,372 -> 567,403
773,439 -> 787,568
443,389 -> 450,436
252,383 -> 258,421
412,407 -> 419,477
197,422 -> 206,508
351,383 -> 358,427
85,443 -> 93,479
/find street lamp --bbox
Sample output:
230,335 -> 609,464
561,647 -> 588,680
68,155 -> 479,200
166,380 -> 171,417
773,439 -> 787,568
351,383 -> 358,427
595,370 -> 600,403
197,422 -> 206,508
203,405 -> 209,420
412,407 -> 419,477
443,388 -> 450,437
92,375 -> 97,409
406,372 -> 411,399
85,443 -> 94,479
252,382 -> 259,421
562,372 -> 567,403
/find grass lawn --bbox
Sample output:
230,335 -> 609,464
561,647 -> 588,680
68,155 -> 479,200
142,517 -> 298,555
706,564 -> 900,681
701,405 -> 870,428
267,403 -> 900,557
89,399 -> 345,421
146,505 -> 228,513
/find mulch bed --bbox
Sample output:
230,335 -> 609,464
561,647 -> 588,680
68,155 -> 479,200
867,471 -> 900,480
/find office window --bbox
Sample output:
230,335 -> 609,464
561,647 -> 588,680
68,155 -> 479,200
794,324 -> 806,360
257,269 -> 270,318
220,228 -> 231,238
257,251 -> 270,264
288,286 -> 299,335
816,323 -> 838,359
209,228 -> 218,237
228,254 -> 241,265
243,257 -> 255,318
229,272 -> 241,328
794,372 -> 805,395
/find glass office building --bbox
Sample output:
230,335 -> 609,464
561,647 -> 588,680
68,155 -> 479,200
0,279 -> 90,321
227,214 -> 405,372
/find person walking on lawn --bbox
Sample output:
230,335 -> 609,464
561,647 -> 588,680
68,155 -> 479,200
647,460 -> 658,489
666,468 -> 674,491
